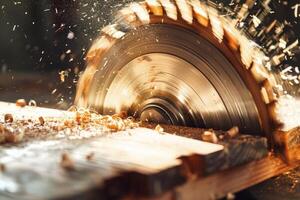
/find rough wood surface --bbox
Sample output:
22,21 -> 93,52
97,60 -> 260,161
142,123 -> 268,175
0,127 -> 225,200
0,102 -> 225,199
122,155 -> 298,200
0,102 -> 277,200
275,127 -> 300,162
122,156 -> 297,200
175,155 -> 297,200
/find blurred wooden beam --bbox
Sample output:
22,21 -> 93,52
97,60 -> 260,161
175,155 -> 296,200
124,155 -> 296,200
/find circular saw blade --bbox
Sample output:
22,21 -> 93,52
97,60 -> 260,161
75,0 -> 281,138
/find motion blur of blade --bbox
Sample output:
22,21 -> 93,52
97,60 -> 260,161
75,0 -> 300,139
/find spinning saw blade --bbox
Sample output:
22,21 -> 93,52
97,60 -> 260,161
75,0 -> 282,139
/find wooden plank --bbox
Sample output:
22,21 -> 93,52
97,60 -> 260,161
142,123 -> 268,175
0,102 -> 289,200
0,102 -> 225,199
175,155 -> 298,200
0,130 -> 223,199
0,129 -> 224,199
123,155 -> 297,200
269,97 -> 300,163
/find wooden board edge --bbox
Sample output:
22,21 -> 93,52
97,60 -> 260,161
174,155 -> 297,200
275,127 -> 300,162
122,155 -> 296,200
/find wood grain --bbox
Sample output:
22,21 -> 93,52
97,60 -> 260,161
275,127 -> 300,162
0,102 -> 225,199
0,128 -> 225,199
175,155 -> 297,200
0,102 -> 286,200
122,156 -> 297,200
142,123 -> 269,175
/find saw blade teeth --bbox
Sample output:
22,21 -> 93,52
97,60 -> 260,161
189,0 -> 209,27
102,24 -> 125,39
261,87 -> 269,104
262,80 -> 276,104
175,0 -> 193,24
239,35 -> 253,69
207,8 -> 224,43
268,74 -> 278,88
250,62 -> 269,84
267,101 -> 283,128
249,47 -> 270,83
159,0 -> 177,20
146,0 -> 163,16
222,20 -> 240,51
130,2 -> 150,25
117,7 -> 137,25
86,36 -> 113,67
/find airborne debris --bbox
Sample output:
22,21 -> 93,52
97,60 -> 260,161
4,114 -> 13,123
28,100 -> 37,107
75,109 -> 91,124
226,192 -> 235,200
51,89 -> 57,94
292,4 -> 300,18
67,105 -> 77,112
86,152 -> 95,161
67,31 -> 75,39
0,163 -> 5,173
0,125 -> 5,143
38,116 -> 45,125
59,71 -> 67,82
0,125 -> 24,143
5,127 -> 24,143
64,119 -> 74,128
202,131 -> 218,143
0,100 -> 140,144
155,124 -> 164,133
227,126 -> 239,138
16,99 -> 26,107
60,152 -> 75,171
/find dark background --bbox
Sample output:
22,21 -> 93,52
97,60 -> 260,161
0,0 -> 129,71
0,0 -> 133,108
